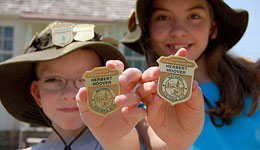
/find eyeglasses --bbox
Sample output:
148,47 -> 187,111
38,76 -> 85,91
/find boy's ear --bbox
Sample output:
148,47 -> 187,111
210,21 -> 218,39
30,81 -> 42,107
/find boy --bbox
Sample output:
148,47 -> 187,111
0,21 -> 145,150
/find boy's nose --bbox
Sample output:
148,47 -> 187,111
61,82 -> 78,101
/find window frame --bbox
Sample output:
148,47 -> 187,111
124,46 -> 147,72
0,25 -> 14,62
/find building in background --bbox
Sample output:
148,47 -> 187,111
0,0 -> 146,149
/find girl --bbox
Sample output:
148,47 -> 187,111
122,0 -> 260,149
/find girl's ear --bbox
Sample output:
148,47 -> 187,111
210,21 -> 218,39
30,81 -> 42,107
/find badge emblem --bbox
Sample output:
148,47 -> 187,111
52,23 -> 73,47
157,55 -> 197,105
73,24 -> 95,42
83,67 -> 121,117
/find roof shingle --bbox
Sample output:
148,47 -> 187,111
0,0 -> 136,21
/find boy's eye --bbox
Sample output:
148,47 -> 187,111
75,78 -> 85,88
43,77 -> 63,83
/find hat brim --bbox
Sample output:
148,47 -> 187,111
121,25 -> 143,54
208,0 -> 248,50
122,0 -> 249,54
0,41 -> 128,127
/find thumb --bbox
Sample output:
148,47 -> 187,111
76,87 -> 90,115
146,95 -> 164,121
175,48 -> 188,57
186,80 -> 204,112
121,106 -> 146,126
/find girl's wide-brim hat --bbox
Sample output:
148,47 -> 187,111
122,0 -> 249,54
0,21 -> 128,127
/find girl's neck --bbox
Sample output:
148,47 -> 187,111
46,125 -> 87,143
194,55 -> 213,83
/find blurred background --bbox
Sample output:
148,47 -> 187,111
226,0 -> 260,61
0,0 -> 259,149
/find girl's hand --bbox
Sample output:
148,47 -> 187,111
136,48 -> 205,149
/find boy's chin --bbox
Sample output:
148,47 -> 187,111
53,120 -> 85,131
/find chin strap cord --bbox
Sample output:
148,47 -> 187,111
63,127 -> 87,150
35,102 -> 87,150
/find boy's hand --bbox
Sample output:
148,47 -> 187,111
76,60 -> 145,149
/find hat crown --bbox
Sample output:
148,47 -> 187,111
25,21 -> 117,54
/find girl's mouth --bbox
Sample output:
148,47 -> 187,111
167,44 -> 191,54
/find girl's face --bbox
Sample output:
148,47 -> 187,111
149,0 -> 217,60
31,49 -> 102,132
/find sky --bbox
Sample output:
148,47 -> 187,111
225,0 -> 260,61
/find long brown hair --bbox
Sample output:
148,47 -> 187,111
203,35 -> 259,127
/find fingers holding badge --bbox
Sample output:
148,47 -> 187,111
82,67 -> 121,117
157,54 -> 197,105
76,63 -> 145,146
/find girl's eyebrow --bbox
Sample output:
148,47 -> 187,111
151,7 -> 169,12
151,5 -> 207,13
187,5 -> 207,12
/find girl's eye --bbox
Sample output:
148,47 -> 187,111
156,15 -> 170,21
188,14 -> 201,20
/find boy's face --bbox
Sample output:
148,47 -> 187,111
149,0 -> 217,61
31,49 -> 102,131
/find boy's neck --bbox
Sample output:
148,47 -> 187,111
46,125 -> 87,143
194,55 -> 212,83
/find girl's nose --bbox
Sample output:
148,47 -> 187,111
169,21 -> 188,38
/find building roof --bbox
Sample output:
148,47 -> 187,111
0,0 -> 136,22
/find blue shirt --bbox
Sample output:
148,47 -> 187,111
192,82 -> 260,150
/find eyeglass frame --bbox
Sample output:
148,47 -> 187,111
37,76 -> 85,91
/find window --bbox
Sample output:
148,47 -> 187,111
124,46 -> 147,72
0,26 -> 14,62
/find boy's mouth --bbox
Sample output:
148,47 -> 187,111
57,107 -> 79,113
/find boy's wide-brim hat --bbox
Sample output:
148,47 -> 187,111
122,0 -> 249,54
0,22 -> 128,127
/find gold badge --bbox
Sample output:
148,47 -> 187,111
52,23 -> 73,47
83,67 -> 121,117
73,24 -> 95,42
157,55 -> 197,105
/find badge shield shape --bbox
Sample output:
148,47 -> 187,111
52,23 -> 73,47
73,24 -> 95,42
83,67 -> 121,117
157,55 -> 197,105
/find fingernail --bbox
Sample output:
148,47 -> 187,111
193,80 -> 198,92
122,107 -> 131,115
115,95 -> 126,105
